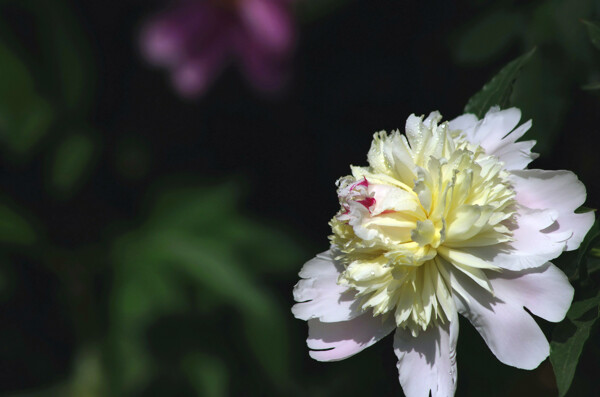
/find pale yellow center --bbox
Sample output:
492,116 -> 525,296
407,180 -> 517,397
330,113 -> 516,336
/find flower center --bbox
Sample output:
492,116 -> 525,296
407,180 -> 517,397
330,114 -> 516,336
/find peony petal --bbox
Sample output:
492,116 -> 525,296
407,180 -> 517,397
292,251 -> 364,322
448,113 -> 478,133
492,139 -> 538,170
510,169 -> 594,251
488,262 -> 573,323
307,313 -> 395,361
450,107 -> 537,170
394,310 -> 459,397
452,268 -> 550,370
460,205 -> 568,271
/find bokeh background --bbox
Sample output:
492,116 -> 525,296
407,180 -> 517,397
1,0 -> 600,396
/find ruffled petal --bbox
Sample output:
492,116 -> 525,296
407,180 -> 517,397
488,262 -> 573,323
459,205 -> 568,271
452,268 -> 549,370
394,310 -> 459,397
450,107 -> 537,170
510,169 -> 594,251
448,113 -> 478,132
307,313 -> 395,361
292,251 -> 363,322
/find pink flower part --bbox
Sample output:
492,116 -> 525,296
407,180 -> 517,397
140,0 -> 296,97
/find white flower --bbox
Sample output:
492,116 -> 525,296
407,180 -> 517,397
292,107 -> 594,397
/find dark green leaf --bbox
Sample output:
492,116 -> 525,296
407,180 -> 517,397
454,12 -> 522,64
182,354 -> 228,397
464,48 -> 536,118
0,201 -> 36,245
33,0 -> 94,112
50,133 -> 96,195
553,217 -> 598,279
0,37 -> 54,155
582,82 -> 600,90
109,185 -> 302,394
582,20 -> 600,51
550,294 -> 600,397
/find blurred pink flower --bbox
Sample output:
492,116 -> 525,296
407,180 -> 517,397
140,0 -> 296,97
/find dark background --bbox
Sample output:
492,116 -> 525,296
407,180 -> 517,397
1,0 -> 599,395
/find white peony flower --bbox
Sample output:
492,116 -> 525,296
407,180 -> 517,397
292,107 -> 594,397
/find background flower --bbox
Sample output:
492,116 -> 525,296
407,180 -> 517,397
140,0 -> 296,97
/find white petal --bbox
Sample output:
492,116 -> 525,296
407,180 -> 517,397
488,262 -> 573,323
448,114 -> 478,135
307,313 -> 395,361
511,169 -> 594,251
460,206 -> 567,271
394,311 -> 459,397
456,107 -> 519,148
292,251 -> 363,322
452,268 -> 549,370
450,108 -> 538,171
493,139 -> 538,170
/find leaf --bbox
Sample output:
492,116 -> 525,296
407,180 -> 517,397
582,20 -> 600,51
0,201 -> 36,245
464,48 -> 536,118
582,82 -> 600,90
182,353 -> 229,397
109,185 -> 302,394
0,35 -> 54,155
550,294 -> 600,397
32,0 -> 94,113
50,132 -> 96,196
454,12 -> 522,64
556,218 -> 599,280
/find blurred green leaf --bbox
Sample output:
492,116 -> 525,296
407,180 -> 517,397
0,201 -> 36,245
50,132 -> 96,195
582,81 -> 600,90
464,48 -> 536,118
510,56 -> 568,155
109,185 -> 302,395
182,353 -> 228,397
550,294 -> 600,397
454,12 -> 522,64
582,20 -> 600,50
0,36 -> 54,155
32,0 -> 94,112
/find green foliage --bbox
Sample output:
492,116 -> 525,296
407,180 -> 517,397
50,132 -> 96,196
109,184 -> 303,395
464,48 -> 536,118
555,217 -> 600,280
582,19 -> 600,50
182,353 -> 228,397
0,35 -> 54,156
550,217 -> 600,395
550,294 -> 600,397
454,11 -> 523,64
30,0 -> 95,113
0,201 -> 36,245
